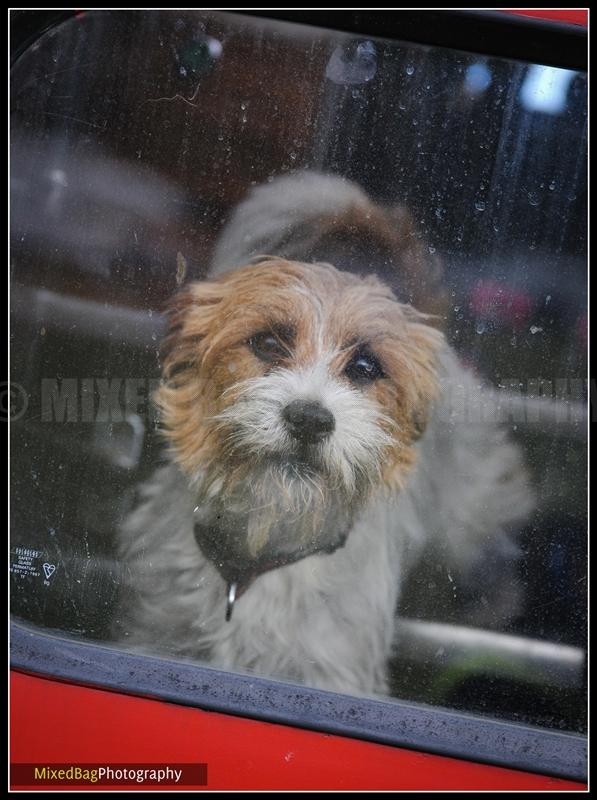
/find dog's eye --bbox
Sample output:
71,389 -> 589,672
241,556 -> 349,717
248,331 -> 290,362
345,349 -> 385,384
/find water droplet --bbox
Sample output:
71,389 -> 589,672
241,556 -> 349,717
548,181 -> 556,191
405,65 -> 415,76
476,322 -> 486,334
527,191 -> 540,206
325,40 -> 377,85
428,245 -> 436,254
240,102 -> 247,110
474,200 -> 486,212
530,325 -> 543,334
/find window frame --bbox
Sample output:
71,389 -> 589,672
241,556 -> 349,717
10,8 -> 588,784
11,621 -> 587,782
241,9 -> 587,70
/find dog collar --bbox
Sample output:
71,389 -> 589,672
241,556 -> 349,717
193,521 -> 349,621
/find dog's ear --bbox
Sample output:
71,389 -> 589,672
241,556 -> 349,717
159,278 -> 230,384
154,277 -> 233,472
397,306 -> 445,442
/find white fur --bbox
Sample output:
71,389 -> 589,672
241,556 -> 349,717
215,359 -> 395,494
115,172 -> 534,695
116,346 -> 533,695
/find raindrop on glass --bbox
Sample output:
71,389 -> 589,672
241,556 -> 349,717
325,40 -> 377,85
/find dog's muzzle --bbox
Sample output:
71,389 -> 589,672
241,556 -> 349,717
193,398 -> 358,620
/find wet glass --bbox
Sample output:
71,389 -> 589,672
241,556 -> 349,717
10,11 -> 587,733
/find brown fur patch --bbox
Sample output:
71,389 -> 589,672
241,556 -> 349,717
156,258 -> 444,488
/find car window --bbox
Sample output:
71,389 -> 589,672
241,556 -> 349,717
10,10 -> 587,735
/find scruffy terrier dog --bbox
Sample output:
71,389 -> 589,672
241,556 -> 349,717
117,174 -> 533,695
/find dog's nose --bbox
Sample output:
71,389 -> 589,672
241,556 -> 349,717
282,400 -> 335,444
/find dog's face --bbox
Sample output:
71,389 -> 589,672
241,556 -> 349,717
157,258 -> 444,588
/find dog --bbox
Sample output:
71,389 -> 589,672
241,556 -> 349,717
116,250 -> 533,695
209,170 -> 448,321
209,171 -> 530,627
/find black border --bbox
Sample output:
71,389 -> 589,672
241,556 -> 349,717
240,10 -> 587,71
10,10 -> 587,72
10,7 -> 588,786
10,10 -> 76,66
11,623 -> 587,783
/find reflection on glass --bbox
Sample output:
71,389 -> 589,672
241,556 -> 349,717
520,64 -> 577,114
464,62 -> 492,95
10,10 -> 587,734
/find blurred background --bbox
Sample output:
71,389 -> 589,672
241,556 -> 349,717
10,11 -> 587,732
